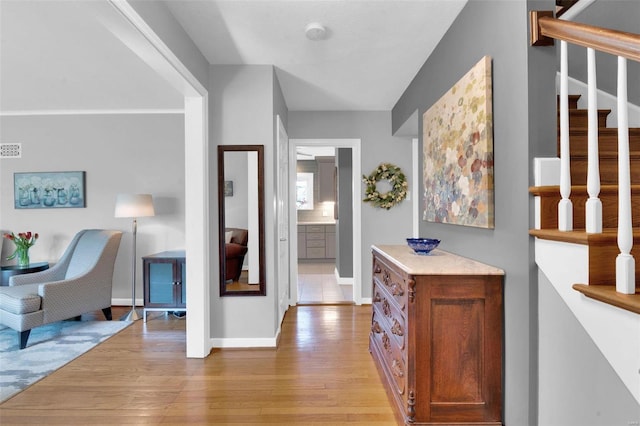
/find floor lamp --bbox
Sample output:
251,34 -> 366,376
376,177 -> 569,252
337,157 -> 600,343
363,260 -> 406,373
115,194 -> 155,321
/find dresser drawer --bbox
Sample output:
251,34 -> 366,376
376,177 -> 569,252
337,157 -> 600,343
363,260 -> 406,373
306,232 -> 325,240
306,239 -> 325,248
373,283 -> 406,350
306,247 -> 325,258
373,256 -> 407,310
306,225 -> 324,233
371,309 -> 406,398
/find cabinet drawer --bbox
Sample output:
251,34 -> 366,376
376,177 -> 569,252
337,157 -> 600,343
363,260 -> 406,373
306,247 -> 325,258
306,239 -> 325,248
373,283 -> 406,350
373,256 -> 407,310
306,225 -> 324,233
371,309 -> 406,397
306,232 -> 324,240
325,224 -> 336,233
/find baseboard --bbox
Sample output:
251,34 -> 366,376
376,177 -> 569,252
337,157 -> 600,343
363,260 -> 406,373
210,337 -> 278,348
111,298 -> 143,306
334,267 -> 354,286
360,298 -> 372,305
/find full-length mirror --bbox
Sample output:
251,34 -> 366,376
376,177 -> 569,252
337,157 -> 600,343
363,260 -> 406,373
218,145 -> 266,296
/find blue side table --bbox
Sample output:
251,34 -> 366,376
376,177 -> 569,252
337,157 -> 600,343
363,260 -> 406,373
0,262 -> 49,286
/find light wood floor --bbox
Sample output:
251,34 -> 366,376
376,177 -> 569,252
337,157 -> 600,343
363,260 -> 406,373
0,305 -> 395,425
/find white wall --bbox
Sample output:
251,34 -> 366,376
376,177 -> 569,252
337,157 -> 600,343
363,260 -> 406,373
0,114 -> 185,303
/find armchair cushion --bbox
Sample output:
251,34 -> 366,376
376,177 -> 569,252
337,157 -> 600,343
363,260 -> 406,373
0,285 -> 40,315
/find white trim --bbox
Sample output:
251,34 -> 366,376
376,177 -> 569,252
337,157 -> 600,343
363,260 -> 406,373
360,298 -> 372,305
289,139 -> 363,305
334,267 -> 354,286
112,297 -> 143,306
412,138 -> 419,238
0,109 -> 184,116
109,1 -> 210,359
211,337 -> 278,348
107,1 -> 206,97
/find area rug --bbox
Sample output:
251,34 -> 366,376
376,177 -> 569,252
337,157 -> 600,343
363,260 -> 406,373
0,320 -> 131,403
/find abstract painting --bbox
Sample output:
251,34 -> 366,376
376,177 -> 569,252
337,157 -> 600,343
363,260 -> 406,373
14,171 -> 86,209
422,56 -> 494,228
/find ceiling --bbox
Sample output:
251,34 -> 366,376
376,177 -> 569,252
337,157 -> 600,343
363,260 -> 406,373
0,0 -> 467,113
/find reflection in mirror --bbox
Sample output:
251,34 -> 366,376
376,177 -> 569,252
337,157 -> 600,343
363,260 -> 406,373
218,145 -> 265,296
296,172 -> 314,210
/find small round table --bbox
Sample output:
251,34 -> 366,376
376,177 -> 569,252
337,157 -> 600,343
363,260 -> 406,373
0,262 -> 49,286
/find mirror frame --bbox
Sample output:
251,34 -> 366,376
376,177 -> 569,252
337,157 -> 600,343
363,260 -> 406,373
218,145 -> 266,296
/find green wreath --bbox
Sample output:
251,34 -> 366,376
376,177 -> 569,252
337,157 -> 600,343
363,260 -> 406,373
362,163 -> 408,210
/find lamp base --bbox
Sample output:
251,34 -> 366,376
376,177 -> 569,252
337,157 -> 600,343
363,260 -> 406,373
120,308 -> 141,321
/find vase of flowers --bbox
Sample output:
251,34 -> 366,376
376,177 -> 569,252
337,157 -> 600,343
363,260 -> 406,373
4,231 -> 39,267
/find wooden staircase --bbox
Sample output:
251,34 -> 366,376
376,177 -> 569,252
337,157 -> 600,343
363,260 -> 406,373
530,94 -> 640,314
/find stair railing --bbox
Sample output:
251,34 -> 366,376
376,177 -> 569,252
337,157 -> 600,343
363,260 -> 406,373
530,11 -> 640,294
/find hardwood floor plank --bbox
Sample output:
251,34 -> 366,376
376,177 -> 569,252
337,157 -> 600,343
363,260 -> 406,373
0,305 -> 395,425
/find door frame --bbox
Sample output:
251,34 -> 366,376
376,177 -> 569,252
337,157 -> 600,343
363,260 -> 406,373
288,138 -> 362,305
110,1 -> 210,357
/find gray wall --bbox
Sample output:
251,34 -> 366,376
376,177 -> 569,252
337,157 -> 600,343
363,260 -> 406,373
538,272 -> 639,425
336,148 -> 353,278
0,114 -> 186,302
208,64 -> 278,339
392,1 -> 544,424
288,111 -> 413,299
568,0 -> 640,105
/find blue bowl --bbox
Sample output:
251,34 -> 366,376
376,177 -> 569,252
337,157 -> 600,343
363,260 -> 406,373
406,238 -> 440,255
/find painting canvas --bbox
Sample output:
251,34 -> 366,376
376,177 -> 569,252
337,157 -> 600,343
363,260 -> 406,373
14,171 -> 86,209
422,56 -> 494,228
224,180 -> 234,197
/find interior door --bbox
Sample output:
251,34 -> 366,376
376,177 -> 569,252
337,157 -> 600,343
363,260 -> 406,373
276,115 -> 290,323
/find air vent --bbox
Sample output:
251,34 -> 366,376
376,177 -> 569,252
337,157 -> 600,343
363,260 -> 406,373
0,143 -> 22,159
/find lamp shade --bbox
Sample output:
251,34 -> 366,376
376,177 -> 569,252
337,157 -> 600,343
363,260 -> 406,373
114,194 -> 155,218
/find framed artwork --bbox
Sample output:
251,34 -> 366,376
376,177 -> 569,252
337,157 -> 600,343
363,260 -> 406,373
14,171 -> 86,209
224,180 -> 234,197
422,56 -> 494,228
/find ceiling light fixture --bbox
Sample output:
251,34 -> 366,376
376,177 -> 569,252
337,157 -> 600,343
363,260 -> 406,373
305,22 -> 327,41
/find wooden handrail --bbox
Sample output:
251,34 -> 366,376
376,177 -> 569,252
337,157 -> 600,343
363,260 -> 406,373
530,11 -> 640,62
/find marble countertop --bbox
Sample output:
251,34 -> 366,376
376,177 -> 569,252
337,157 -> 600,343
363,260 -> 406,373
372,244 -> 504,276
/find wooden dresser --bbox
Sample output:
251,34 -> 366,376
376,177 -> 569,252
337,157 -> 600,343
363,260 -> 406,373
370,245 -> 504,425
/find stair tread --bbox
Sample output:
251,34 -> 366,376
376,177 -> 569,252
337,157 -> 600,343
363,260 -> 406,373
573,284 -> 640,314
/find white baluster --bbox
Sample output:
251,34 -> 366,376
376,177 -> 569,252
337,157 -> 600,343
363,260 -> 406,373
616,56 -> 635,295
586,48 -> 602,233
559,41 -> 573,231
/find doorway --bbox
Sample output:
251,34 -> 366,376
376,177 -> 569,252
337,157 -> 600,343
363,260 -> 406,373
288,139 -> 362,306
